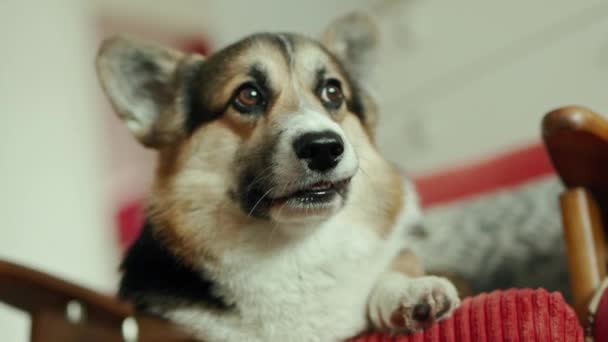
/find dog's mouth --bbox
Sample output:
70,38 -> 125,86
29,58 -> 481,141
241,175 -> 353,220
270,178 -> 351,206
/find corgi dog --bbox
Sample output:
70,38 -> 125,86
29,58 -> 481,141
96,12 -> 459,342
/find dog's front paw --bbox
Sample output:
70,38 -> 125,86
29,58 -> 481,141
371,275 -> 460,334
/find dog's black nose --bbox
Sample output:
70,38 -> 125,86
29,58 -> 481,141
293,131 -> 344,172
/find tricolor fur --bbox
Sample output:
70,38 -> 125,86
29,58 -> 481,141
96,13 -> 460,342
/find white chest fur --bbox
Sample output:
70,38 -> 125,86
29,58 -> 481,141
168,182 -> 421,342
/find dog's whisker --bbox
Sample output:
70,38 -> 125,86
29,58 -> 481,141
247,187 -> 275,217
266,181 -> 291,245
266,182 -> 288,245
266,213 -> 281,246
245,166 -> 276,191
358,166 -> 372,179
268,200 -> 289,245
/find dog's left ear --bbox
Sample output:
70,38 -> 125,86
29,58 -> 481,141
322,12 -> 379,81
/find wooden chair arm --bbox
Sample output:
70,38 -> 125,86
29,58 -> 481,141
0,259 -> 130,317
543,106 -> 608,324
560,189 -> 607,322
0,259 -> 194,341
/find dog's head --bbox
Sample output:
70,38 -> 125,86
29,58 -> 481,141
97,14 -> 400,238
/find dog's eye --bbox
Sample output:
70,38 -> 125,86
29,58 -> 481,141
320,79 -> 343,109
232,83 -> 265,113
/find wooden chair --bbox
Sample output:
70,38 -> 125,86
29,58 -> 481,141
543,105 -> 608,327
0,260 -> 194,341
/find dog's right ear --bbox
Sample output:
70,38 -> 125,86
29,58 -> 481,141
322,12 -> 379,82
96,36 -> 204,148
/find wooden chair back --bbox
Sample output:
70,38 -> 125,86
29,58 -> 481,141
543,105 -> 608,324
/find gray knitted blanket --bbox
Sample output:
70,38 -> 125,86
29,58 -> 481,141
409,177 -> 570,299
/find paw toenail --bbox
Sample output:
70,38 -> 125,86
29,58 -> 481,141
413,303 -> 431,322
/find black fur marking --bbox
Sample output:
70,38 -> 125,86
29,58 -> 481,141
182,61 -> 219,134
330,59 -> 365,120
119,222 -> 232,311
238,171 -> 273,218
334,59 -> 366,121
235,133 -> 280,219
346,82 -> 365,120
183,70 -> 226,133
247,64 -> 272,101
273,33 -> 294,66
313,67 -> 327,96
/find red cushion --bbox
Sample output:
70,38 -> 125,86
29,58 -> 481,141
594,288 -> 608,340
350,289 -> 583,342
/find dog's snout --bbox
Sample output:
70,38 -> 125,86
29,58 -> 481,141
293,131 -> 344,172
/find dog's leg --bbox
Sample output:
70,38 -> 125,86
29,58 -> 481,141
367,249 -> 460,334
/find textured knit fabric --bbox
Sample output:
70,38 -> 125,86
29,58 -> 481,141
411,178 -> 570,298
350,289 -> 583,342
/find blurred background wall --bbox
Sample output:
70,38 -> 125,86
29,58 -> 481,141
1,0 -> 608,339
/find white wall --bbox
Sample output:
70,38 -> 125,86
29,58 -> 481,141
0,0 -> 119,339
373,0 -> 608,171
